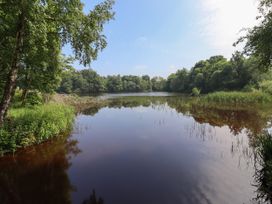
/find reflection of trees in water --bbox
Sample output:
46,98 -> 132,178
82,190 -> 104,204
80,97 -> 272,204
185,104 -> 271,137
0,135 -> 81,204
82,97 -> 272,138
81,96 -> 272,161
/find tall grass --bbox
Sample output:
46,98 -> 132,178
202,91 -> 272,104
0,104 -> 75,155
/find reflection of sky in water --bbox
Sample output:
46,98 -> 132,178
69,104 -> 258,204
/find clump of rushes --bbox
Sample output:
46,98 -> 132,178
203,91 -> 272,104
0,104 -> 75,155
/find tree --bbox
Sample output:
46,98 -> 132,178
107,75 -> 123,92
151,77 -> 166,91
166,69 -> 189,92
0,0 -> 115,125
80,69 -> 106,94
141,75 -> 152,91
236,0 -> 272,69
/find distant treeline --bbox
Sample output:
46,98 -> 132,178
58,52 -> 270,95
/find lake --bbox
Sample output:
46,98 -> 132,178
1,94 -> 272,204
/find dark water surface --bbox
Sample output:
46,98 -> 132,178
1,96 -> 272,204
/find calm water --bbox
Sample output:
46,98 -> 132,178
1,95 -> 272,204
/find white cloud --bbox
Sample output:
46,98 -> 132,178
200,0 -> 259,57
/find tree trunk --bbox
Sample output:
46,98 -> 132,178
21,88 -> 28,106
0,14 -> 24,126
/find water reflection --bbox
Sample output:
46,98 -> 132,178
83,96 -> 272,137
1,96 -> 272,204
0,135 -> 80,204
78,97 -> 272,204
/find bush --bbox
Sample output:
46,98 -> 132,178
0,104 -> 75,155
11,89 -> 45,108
191,87 -> 201,96
260,80 -> 272,95
24,91 -> 44,106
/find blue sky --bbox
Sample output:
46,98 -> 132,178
63,0 -> 258,77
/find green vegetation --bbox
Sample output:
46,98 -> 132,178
0,0 -> 115,153
0,0 -> 271,154
0,104 -> 74,155
254,132 -> 272,202
191,87 -> 201,97
0,0 -> 115,125
203,91 -> 272,104
57,52 -> 271,100
58,69 -> 154,94
236,0 -> 272,70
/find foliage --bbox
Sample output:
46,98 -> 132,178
260,80 -> 272,95
58,69 -> 157,94
165,54 -> 264,93
0,104 -> 74,154
0,0 -> 115,123
151,77 -> 167,91
236,0 -> 272,69
57,53 -> 271,96
191,87 -> 201,96
23,91 -> 44,106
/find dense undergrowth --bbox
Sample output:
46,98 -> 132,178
0,104 -> 74,155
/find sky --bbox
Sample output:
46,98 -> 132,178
63,0 -> 259,77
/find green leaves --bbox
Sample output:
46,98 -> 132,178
0,0 -> 115,98
237,0 -> 272,70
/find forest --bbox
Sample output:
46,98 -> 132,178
57,52 -> 271,95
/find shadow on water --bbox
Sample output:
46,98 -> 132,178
0,135 -> 81,204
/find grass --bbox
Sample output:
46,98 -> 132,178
202,91 -> 272,104
0,104 -> 75,155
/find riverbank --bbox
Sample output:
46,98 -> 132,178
0,104 -> 74,155
0,93 -> 108,155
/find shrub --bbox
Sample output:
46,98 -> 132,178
0,104 -> 75,155
191,87 -> 201,96
24,91 -> 44,106
260,80 -> 272,95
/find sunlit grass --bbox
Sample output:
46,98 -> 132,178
0,104 -> 75,155
202,91 -> 272,104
